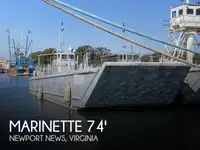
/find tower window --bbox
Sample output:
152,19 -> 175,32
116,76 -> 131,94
172,11 -> 176,18
187,9 -> 194,15
179,9 -> 183,16
196,8 -> 200,15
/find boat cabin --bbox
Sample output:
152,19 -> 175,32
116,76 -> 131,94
37,52 -> 75,65
100,53 -> 140,64
170,3 -> 200,31
37,52 -> 77,73
52,52 -> 75,66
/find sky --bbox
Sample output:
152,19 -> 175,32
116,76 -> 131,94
0,0 -> 182,59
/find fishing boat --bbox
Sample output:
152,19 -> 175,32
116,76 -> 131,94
6,29 -> 34,76
15,57 -> 34,76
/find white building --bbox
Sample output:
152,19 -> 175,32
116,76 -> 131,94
0,60 -> 9,70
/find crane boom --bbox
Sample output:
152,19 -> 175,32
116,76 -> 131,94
49,0 -> 200,55
43,0 -> 200,68
6,29 -> 12,68
27,40 -> 33,55
25,30 -> 31,57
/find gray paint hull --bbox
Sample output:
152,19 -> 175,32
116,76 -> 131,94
183,68 -> 200,103
29,62 -> 190,110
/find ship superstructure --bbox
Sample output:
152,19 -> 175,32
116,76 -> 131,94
162,0 -> 200,102
162,0 -> 200,64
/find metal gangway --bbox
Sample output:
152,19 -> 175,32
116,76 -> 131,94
43,0 -> 200,68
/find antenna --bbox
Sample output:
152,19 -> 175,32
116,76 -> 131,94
59,21 -> 65,52
122,23 -> 127,53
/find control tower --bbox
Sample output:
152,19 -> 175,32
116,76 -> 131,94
163,0 -> 200,64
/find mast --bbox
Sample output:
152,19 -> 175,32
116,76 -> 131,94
59,21 -> 65,52
25,30 -> 31,57
6,29 -> 11,69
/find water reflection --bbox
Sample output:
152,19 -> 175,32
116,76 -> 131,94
30,94 -> 200,149
0,75 -> 30,88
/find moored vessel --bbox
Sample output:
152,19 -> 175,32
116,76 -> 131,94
29,0 -> 198,110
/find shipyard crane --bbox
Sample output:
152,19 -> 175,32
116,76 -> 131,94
6,29 -> 12,69
43,0 -> 200,68
25,30 -> 32,58
12,38 -> 16,58
6,28 -> 34,76
12,38 -> 21,60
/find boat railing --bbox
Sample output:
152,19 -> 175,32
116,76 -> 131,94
33,63 -> 97,77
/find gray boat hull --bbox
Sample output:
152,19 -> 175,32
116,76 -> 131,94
183,68 -> 200,103
29,62 -> 190,110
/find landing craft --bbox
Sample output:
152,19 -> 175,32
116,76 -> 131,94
29,0 -> 196,110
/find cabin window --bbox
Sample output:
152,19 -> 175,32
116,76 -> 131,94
179,9 -> 183,16
196,8 -> 200,15
187,9 -> 194,15
58,54 -> 60,58
68,54 -> 74,59
62,54 -> 67,59
172,11 -> 176,18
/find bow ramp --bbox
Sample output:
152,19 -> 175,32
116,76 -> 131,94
79,62 -> 190,109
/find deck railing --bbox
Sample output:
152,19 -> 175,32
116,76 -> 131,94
33,63 -> 96,77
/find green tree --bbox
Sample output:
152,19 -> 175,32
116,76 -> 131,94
194,54 -> 200,64
75,45 -> 93,64
75,45 -> 111,67
92,47 -> 111,66
141,53 -> 161,62
28,48 -> 56,66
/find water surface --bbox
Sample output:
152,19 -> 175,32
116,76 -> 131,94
0,74 -> 200,150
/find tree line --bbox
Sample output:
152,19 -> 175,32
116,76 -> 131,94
28,45 -> 200,65
28,46 -> 111,66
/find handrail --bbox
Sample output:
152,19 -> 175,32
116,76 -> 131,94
43,0 -> 200,68
49,0 -> 200,55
